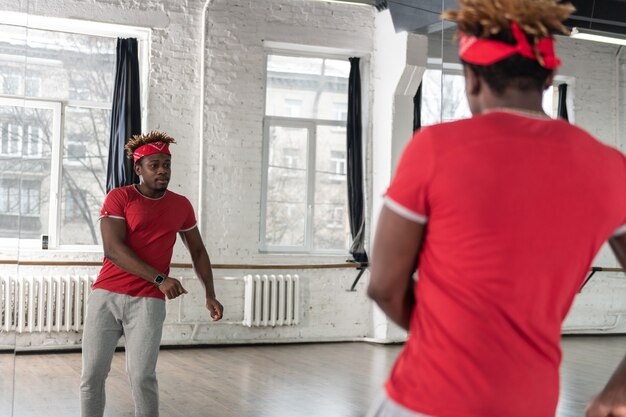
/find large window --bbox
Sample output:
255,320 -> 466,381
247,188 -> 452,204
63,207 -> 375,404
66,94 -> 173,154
261,53 -> 351,253
0,16 -> 148,247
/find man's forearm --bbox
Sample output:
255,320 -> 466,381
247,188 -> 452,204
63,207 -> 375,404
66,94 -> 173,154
105,243 -> 160,283
372,286 -> 415,331
191,249 -> 216,297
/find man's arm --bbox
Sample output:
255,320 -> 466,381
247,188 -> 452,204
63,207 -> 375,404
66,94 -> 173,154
586,233 -> 626,417
367,206 -> 425,331
100,217 -> 187,300
179,227 -> 223,321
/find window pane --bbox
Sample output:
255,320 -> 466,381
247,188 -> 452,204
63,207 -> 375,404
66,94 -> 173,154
266,54 -> 349,120
0,24 -> 116,103
265,167 -> 307,247
421,69 -> 443,127
0,105 -> 52,238
441,74 -> 471,122
59,107 -> 110,245
422,70 -> 472,126
265,125 -> 308,247
268,126 -> 308,169
314,125 -> 349,250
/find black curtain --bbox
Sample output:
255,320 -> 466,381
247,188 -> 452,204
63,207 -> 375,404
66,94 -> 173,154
347,57 -> 368,265
557,83 -> 569,122
106,38 -> 141,193
413,82 -> 422,132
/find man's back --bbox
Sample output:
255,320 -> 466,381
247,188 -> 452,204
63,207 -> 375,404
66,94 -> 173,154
384,110 -> 626,417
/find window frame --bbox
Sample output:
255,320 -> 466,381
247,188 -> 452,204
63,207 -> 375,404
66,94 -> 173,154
0,96 -> 62,244
0,15 -> 150,250
260,115 -> 348,255
260,47 -> 365,255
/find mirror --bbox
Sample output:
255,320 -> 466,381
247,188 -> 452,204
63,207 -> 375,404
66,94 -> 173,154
9,9 -> 118,416
0,6 -> 30,415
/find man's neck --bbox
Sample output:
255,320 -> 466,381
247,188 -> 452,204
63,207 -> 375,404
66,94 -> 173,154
480,88 -> 546,115
135,183 -> 165,199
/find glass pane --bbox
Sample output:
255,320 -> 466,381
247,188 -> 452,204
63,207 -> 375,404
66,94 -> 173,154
268,126 -> 308,169
60,107 -> 110,245
0,105 -> 52,239
266,54 -> 349,120
421,69 -> 443,126
265,125 -> 308,247
25,29 -> 116,102
265,167 -> 307,247
441,74 -> 471,122
0,24 -> 116,102
314,125 -> 349,250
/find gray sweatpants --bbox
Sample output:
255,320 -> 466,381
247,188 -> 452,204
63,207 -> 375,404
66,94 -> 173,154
366,391 -> 432,417
80,288 -> 166,417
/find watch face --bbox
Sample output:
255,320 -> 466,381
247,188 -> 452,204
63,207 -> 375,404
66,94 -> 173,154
155,274 -> 165,285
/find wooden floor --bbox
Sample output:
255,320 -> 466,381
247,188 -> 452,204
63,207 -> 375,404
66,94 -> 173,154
0,336 -> 624,416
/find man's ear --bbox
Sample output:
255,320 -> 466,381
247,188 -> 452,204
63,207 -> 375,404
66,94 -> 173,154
134,161 -> 141,176
464,65 -> 481,96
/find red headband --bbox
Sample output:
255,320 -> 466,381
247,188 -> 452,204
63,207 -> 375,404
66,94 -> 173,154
459,22 -> 561,69
133,141 -> 171,164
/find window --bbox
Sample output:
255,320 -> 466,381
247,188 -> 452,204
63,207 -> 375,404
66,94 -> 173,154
66,133 -> 88,160
0,17 -> 149,247
64,190 -> 87,221
283,99 -> 303,117
2,75 -> 21,95
261,52 -> 351,253
0,123 -> 23,156
330,150 -> 346,175
421,68 -> 472,126
25,76 -> 42,97
25,126 -> 44,157
332,102 -> 347,122
421,65 -> 571,125
0,179 -> 41,235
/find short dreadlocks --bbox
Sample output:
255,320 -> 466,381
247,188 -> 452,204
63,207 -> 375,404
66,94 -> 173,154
442,0 -> 575,94
124,130 -> 177,160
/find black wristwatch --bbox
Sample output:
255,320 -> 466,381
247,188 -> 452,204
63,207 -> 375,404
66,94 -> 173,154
154,273 -> 166,286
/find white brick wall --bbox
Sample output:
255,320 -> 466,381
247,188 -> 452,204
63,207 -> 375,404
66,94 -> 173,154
201,0 -> 375,262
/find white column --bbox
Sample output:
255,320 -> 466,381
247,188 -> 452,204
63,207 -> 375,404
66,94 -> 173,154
369,10 -> 428,342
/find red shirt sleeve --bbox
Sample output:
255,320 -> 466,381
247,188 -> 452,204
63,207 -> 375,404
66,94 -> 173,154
385,129 -> 435,224
614,153 -> 626,237
179,197 -> 197,231
99,188 -> 128,220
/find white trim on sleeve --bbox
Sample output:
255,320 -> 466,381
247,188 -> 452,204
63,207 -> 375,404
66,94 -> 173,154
613,224 -> 626,237
180,223 -> 198,233
98,215 -> 125,221
384,196 -> 428,224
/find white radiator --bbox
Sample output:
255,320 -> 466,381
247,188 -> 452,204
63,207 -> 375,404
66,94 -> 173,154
0,276 -> 95,333
243,274 -> 300,327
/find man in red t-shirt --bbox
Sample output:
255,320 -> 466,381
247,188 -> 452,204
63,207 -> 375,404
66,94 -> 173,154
80,131 -> 223,417
367,2 -> 626,417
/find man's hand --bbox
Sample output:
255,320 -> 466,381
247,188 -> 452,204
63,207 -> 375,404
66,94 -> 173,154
158,277 -> 188,300
587,391 -> 626,417
206,297 -> 223,321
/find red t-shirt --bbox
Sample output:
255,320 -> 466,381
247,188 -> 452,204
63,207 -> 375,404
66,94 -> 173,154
384,111 -> 626,417
94,185 -> 197,299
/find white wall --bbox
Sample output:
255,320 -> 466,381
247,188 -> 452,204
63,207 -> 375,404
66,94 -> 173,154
560,40 -> 626,333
